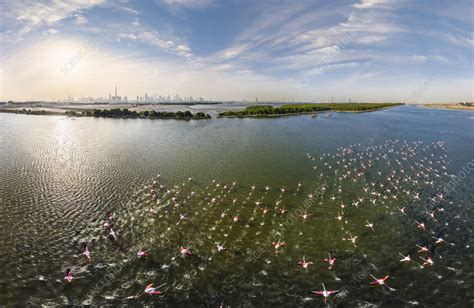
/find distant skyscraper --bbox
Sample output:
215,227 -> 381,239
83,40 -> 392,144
114,83 -> 117,99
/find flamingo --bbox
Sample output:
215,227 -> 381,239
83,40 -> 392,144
109,228 -> 117,240
323,253 -> 336,269
272,240 -> 286,253
298,257 -> 313,270
417,244 -> 429,253
311,283 -> 339,303
369,274 -> 395,291
416,221 -> 426,231
347,233 -> 358,247
420,256 -> 434,267
432,237 -> 446,245
217,243 -> 226,252
180,246 -> 192,256
64,269 -> 73,283
82,243 -> 91,261
365,220 -> 374,231
144,283 -> 165,295
398,253 -> 411,263
300,211 -> 310,221
137,249 -> 150,257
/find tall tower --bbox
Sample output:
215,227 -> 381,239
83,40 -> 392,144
114,83 -> 117,99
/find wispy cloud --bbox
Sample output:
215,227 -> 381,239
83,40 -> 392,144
212,1 -> 402,76
0,0 -> 107,44
117,6 -> 140,15
439,32 -> 474,49
4,0 -> 106,26
352,0 -> 396,9
0,0 -> 472,102
74,14 -> 88,25
161,0 -> 214,9
115,26 -> 194,58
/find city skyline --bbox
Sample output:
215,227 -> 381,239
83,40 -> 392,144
0,0 -> 473,102
58,83 -> 212,103
36,83 -> 346,104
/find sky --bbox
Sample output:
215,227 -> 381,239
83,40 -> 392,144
0,0 -> 472,102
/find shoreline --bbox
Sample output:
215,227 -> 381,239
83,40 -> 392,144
0,103 -> 402,120
220,106 -> 399,118
420,104 -> 474,111
218,103 -> 403,118
0,108 -> 211,120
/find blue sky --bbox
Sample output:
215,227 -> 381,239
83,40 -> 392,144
0,0 -> 472,102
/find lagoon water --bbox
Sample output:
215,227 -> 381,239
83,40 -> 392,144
0,105 -> 473,306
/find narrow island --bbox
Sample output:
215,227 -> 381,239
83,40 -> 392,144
3,107 -> 212,120
218,103 -> 403,118
79,108 -> 212,119
422,103 -> 474,111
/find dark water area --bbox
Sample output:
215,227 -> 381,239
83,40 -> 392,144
0,105 -> 473,306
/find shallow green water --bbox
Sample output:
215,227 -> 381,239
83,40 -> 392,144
0,105 -> 473,306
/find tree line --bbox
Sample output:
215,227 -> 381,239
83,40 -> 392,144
77,108 -> 211,119
219,103 -> 403,117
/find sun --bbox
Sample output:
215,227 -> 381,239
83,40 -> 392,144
48,40 -> 90,77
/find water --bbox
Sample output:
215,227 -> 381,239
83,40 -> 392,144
0,105 -> 473,306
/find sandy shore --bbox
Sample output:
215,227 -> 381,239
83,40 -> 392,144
422,104 -> 474,111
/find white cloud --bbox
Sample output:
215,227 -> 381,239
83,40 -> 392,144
115,27 -> 194,58
161,0 -> 214,9
118,6 -> 140,15
41,28 -> 58,36
216,44 -> 250,60
6,0 -> 106,26
356,35 -> 387,44
74,14 -> 88,25
352,0 -> 394,9
212,1 -> 403,76
176,45 -> 191,52
439,32 -> 474,49
429,55 -> 452,64
410,55 -> 428,63
306,61 -> 362,77
0,0 -> 106,44
72,18 -> 195,59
